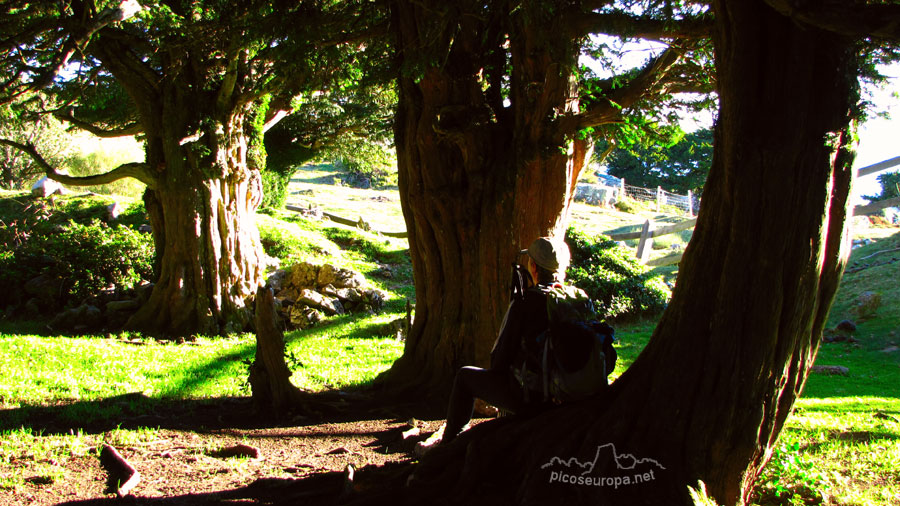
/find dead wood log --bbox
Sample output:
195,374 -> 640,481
249,286 -> 308,413
99,444 -> 140,497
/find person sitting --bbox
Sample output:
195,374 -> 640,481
417,236 -> 570,453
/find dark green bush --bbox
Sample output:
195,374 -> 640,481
4,220 -> 154,306
565,226 -> 670,321
261,167 -> 291,209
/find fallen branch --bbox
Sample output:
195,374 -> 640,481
846,258 -> 898,274
99,444 -> 140,497
858,247 -> 900,262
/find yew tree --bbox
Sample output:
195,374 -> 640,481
367,1 -> 900,505
380,0 -> 714,399
0,0 -> 385,336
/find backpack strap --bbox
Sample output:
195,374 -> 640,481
542,337 -> 550,403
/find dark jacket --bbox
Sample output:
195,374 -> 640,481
489,284 -> 551,372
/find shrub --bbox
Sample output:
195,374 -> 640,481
614,196 -> 640,214
37,220 -> 153,300
260,168 -> 291,209
565,226 -> 671,321
4,220 -> 154,307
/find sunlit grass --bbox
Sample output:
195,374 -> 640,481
0,334 -> 253,407
285,315 -> 404,391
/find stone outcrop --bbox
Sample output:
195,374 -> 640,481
268,261 -> 386,330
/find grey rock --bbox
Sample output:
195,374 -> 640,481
835,319 -> 857,333
135,282 -> 154,304
106,299 -> 140,312
31,176 -> 63,197
297,289 -> 344,316
289,305 -> 322,329
266,269 -> 288,292
49,303 -> 103,330
811,365 -> 849,376
336,287 -> 363,303
316,264 -> 338,287
321,283 -> 339,297
290,262 -> 319,288
24,274 -> 62,303
107,202 -> 123,221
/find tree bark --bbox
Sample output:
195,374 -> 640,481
391,1 -> 860,505
248,286 -> 307,412
123,94 -> 265,336
378,0 -> 589,400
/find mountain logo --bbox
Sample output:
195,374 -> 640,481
542,443 -> 665,488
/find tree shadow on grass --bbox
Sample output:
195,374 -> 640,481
52,474 -> 345,506
0,390 -> 429,437
0,334 -> 421,437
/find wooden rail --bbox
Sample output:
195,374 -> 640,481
285,204 -> 408,238
857,156 -> 900,178
607,218 -> 697,241
852,196 -> 900,216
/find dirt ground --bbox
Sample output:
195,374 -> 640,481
0,397 -> 463,506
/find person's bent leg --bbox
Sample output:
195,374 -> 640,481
444,366 -> 523,443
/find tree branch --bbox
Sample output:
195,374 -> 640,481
28,0 -> 144,92
561,45 -> 687,131
0,138 -> 156,189
573,11 -> 713,40
54,110 -> 144,138
764,0 -> 900,40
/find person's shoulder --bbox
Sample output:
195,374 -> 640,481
524,283 -> 557,302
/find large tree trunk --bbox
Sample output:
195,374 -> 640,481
125,95 -> 265,336
400,2 -> 859,505
379,0 -> 589,400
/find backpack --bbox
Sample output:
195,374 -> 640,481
515,284 -> 617,403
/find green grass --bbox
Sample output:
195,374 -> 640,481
0,334 -> 253,407
286,163 -> 406,233
284,315 -> 405,391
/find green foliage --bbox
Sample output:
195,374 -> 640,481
863,170 -> 900,202
0,103 -> 74,190
332,140 -> 397,189
604,128 -> 713,195
66,137 -> 146,198
265,84 -> 397,191
0,193 -> 153,308
260,169 -> 291,209
18,220 -> 153,302
753,438 -> 830,505
565,226 -> 670,321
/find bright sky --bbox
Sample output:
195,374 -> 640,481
854,68 -> 900,205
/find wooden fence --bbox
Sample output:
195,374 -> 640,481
607,156 -> 900,267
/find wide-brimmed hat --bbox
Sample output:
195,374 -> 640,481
520,237 -> 570,273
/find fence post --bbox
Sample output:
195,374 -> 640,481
687,190 -> 694,217
637,219 -> 654,262
620,178 -> 626,200
656,186 -> 663,212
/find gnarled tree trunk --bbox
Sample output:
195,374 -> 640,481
125,94 -> 265,336
379,0 -> 589,400
400,2 -> 859,505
